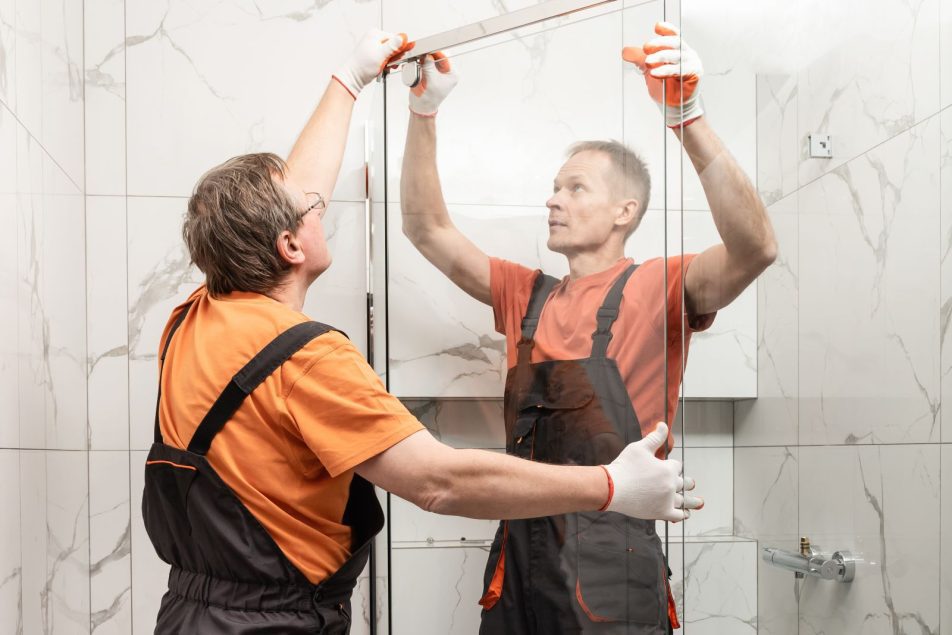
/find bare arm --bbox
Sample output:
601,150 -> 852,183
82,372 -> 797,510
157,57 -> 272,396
284,80 -> 355,202
356,430 -> 607,519
401,114 -> 492,305
679,117 -> 777,316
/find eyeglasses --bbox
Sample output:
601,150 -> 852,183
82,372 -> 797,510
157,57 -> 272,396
301,192 -> 327,219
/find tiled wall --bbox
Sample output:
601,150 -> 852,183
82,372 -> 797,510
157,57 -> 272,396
18,0 -> 947,633
1,0 -> 89,631
734,0 -> 952,632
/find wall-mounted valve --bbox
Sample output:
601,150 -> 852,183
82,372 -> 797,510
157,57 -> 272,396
762,543 -> 856,583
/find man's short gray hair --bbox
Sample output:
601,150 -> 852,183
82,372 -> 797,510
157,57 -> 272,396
567,140 -> 651,235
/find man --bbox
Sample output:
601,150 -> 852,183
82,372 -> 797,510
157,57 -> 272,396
141,28 -> 701,635
400,22 -> 776,635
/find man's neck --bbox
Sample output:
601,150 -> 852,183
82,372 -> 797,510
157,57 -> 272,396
565,249 -> 627,281
266,275 -> 310,312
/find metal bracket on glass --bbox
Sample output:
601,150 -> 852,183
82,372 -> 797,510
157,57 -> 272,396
394,0 -> 619,71
762,546 -> 856,583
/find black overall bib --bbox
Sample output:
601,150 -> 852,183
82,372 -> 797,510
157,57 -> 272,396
479,265 -> 678,635
142,304 -> 383,634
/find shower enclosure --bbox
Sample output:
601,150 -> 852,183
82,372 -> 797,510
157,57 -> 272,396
366,0 -> 762,632
363,0 -> 951,633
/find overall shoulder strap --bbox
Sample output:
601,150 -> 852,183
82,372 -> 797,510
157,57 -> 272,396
520,271 -> 560,342
516,271 -> 559,365
186,321 -> 338,455
591,264 -> 639,358
154,303 -> 194,444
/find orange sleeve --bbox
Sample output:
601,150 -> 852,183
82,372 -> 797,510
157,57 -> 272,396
666,255 -> 716,334
489,257 -> 539,336
284,339 -> 424,478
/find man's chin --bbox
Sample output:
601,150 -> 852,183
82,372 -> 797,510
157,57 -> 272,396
546,237 -> 567,254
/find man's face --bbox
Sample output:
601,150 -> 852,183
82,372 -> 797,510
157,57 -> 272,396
282,176 -> 333,281
545,150 -> 622,256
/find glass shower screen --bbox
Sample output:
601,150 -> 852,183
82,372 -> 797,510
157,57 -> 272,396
364,0 -> 759,631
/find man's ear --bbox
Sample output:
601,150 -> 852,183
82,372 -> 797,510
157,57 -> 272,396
276,229 -> 306,266
616,198 -> 643,231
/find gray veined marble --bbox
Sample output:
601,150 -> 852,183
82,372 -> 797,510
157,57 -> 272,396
125,0 -> 378,199
941,108 -> 952,443
798,445 -> 940,635
798,116 -> 941,445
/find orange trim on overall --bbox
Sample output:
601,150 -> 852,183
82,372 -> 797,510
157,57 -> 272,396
146,459 -> 197,472
575,579 -> 613,623
597,465 -> 614,512
478,522 -> 509,610
665,572 -> 680,629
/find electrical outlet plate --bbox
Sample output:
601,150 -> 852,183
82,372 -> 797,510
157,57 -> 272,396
809,134 -> 833,158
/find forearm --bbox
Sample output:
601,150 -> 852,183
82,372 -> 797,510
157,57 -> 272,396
421,448 -> 608,520
285,79 -> 355,200
676,117 -> 776,263
400,114 -> 453,243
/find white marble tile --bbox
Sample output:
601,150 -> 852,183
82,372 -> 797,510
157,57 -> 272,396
676,400 -> 733,448
733,447 -> 798,542
733,447 -> 799,635
87,196 -> 129,451
942,0 -> 951,109
797,444 -> 940,635
125,0 -> 380,199
84,0 -> 126,195
942,109 -> 951,443
389,492 -> 499,545
16,128 -> 86,451
0,107 -> 16,448
89,451 -> 132,635
735,199 -> 799,447
13,0 -> 84,186
0,0 -> 15,111
302,201 -> 369,356
667,537 -> 758,635
383,8 -> 625,208
130,450 -> 169,635
941,445 -> 951,633
390,545 -> 489,635
673,211 -> 758,400
798,117 -> 941,445
401,399 -> 506,449
797,0 -> 941,185
388,204 -> 756,399
757,75 -> 798,205
0,450 -> 21,634
349,565 -> 374,635
126,196 -> 201,450
19,450 -> 90,635
664,447 -> 733,538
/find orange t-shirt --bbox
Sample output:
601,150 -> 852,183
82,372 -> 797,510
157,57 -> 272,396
157,286 -> 423,583
490,256 -> 715,453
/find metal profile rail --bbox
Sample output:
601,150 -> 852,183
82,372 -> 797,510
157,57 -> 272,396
402,0 -> 619,62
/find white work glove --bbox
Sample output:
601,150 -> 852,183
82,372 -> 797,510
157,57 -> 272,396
602,423 -> 703,522
622,22 -> 704,128
333,29 -> 414,99
405,52 -> 458,117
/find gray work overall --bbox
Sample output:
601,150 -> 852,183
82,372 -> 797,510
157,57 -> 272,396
479,265 -> 679,634
142,304 -> 383,634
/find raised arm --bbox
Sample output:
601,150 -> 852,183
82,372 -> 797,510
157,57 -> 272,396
624,23 -> 776,316
401,55 -> 492,305
676,118 -> 776,315
285,29 -> 412,199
